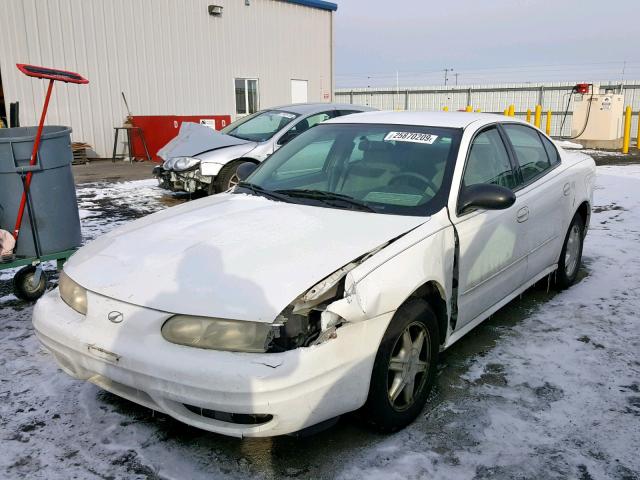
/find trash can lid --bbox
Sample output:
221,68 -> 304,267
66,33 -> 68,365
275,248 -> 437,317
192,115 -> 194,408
0,126 -> 72,143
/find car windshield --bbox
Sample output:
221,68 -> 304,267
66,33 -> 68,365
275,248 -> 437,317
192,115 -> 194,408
221,110 -> 299,142
239,123 -> 462,216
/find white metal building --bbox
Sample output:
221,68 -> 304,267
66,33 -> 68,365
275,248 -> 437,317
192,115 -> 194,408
0,0 -> 336,157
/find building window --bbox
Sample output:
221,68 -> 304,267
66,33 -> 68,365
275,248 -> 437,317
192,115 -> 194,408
235,78 -> 258,115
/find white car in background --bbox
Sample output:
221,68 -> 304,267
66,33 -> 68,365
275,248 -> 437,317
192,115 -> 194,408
34,111 -> 595,437
154,103 -> 373,194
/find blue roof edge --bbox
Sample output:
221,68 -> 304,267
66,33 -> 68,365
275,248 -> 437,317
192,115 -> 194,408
282,0 -> 337,12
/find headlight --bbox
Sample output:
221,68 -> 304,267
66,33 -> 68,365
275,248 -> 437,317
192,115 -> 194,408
161,315 -> 278,353
59,271 -> 88,315
162,159 -> 173,170
172,157 -> 201,171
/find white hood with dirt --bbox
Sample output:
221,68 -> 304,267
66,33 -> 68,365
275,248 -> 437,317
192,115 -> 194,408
63,193 -> 429,322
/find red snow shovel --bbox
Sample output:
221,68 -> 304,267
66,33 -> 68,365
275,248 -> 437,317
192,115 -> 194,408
12,64 -> 89,241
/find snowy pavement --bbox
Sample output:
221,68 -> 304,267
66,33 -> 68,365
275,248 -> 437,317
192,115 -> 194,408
1,169 -> 639,479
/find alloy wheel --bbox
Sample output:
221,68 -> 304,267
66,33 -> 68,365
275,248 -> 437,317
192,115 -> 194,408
564,224 -> 581,277
387,321 -> 430,411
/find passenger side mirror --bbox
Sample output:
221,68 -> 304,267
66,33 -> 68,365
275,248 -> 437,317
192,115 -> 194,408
236,162 -> 258,181
458,184 -> 516,214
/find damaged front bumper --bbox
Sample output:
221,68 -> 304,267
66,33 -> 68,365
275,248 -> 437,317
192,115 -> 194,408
32,290 -> 392,437
153,167 -> 212,194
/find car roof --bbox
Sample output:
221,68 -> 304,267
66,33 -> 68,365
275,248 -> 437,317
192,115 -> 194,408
268,103 -> 376,115
325,110 -> 529,129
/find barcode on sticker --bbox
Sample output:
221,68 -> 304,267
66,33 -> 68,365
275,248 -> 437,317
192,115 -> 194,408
384,132 -> 438,144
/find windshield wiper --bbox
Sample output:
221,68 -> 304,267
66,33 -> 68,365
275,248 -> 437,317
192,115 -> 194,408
236,182 -> 292,202
273,189 -> 375,212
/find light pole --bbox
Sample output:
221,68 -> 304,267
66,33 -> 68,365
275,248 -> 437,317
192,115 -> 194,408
443,68 -> 454,86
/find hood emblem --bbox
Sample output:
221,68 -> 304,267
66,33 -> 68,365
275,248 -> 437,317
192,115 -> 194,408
108,311 -> 124,324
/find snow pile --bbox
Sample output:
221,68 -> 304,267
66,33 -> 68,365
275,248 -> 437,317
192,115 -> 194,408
556,140 -> 584,149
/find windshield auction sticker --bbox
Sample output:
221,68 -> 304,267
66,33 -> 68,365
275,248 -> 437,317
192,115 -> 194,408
384,131 -> 438,144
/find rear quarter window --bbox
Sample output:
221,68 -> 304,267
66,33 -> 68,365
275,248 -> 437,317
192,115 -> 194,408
539,133 -> 561,165
503,124 -> 551,184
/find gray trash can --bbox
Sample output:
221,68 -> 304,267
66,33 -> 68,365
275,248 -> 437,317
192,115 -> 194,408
0,126 -> 82,257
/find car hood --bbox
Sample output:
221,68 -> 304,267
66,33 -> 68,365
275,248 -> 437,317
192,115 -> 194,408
64,193 -> 429,322
157,122 -> 253,161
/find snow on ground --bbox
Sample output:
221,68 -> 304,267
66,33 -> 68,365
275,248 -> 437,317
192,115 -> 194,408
1,170 -> 639,479
582,149 -> 628,158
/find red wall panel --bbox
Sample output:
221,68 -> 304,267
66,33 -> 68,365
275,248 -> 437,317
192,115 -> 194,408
129,115 -> 232,162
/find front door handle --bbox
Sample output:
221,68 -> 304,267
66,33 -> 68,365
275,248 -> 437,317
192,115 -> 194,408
517,206 -> 529,223
563,183 -> 571,196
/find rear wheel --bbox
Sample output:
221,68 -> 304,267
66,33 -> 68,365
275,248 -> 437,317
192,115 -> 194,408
555,212 -> 585,289
361,299 -> 439,432
13,265 -> 47,301
211,160 -> 245,194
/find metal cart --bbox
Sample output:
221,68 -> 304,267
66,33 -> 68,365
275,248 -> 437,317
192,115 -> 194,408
0,64 -> 88,301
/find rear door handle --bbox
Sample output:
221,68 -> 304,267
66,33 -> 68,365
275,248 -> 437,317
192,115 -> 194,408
563,183 -> 571,196
517,206 -> 529,223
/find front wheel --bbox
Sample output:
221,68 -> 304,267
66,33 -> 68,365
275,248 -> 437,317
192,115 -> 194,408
211,160 -> 245,194
361,299 -> 440,432
555,212 -> 585,289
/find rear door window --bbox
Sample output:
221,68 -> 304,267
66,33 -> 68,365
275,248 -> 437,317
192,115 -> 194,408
502,124 -> 552,183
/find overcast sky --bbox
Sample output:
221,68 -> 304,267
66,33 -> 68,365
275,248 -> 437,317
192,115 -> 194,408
333,0 -> 640,88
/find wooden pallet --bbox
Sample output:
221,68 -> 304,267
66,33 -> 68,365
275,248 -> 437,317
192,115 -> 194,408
71,142 -> 91,164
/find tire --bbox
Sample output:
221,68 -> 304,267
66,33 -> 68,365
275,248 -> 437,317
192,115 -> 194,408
13,265 -> 47,301
211,160 -> 245,194
555,212 -> 585,290
361,299 -> 440,432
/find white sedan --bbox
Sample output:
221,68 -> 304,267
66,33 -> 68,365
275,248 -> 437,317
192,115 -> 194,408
33,111 -> 595,437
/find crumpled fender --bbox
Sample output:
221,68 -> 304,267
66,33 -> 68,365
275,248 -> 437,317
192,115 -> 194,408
326,208 -> 454,328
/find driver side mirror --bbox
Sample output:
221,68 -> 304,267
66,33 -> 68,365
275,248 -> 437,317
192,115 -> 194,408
458,184 -> 516,215
236,162 -> 258,182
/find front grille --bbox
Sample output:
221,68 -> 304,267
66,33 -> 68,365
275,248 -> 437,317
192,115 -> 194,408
183,404 -> 273,425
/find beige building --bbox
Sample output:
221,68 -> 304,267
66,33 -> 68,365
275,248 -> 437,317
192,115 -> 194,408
0,0 -> 336,156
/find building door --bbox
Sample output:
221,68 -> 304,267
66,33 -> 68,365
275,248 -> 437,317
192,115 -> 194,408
291,79 -> 308,104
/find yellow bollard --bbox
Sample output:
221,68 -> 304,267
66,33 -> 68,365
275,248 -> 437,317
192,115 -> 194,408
546,110 -> 552,135
526,109 -> 532,123
443,106 -> 449,112
534,105 -> 542,128
504,108 -> 509,116
622,106 -> 632,154
508,104 -> 515,117
475,109 -> 481,112
637,112 -> 640,150
465,105 -> 473,112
